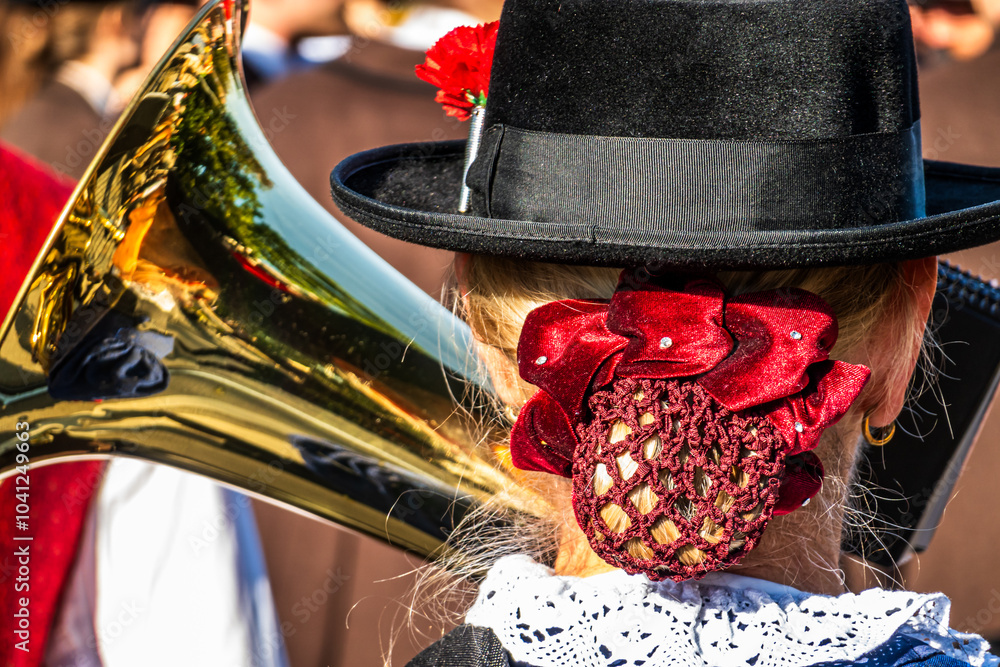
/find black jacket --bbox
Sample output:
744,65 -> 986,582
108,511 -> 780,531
408,626 -> 511,667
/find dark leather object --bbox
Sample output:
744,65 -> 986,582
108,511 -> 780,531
845,261 -> 1000,566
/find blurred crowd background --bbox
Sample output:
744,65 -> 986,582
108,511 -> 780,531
0,0 -> 997,664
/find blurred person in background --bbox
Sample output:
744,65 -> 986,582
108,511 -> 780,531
0,2 -> 290,664
0,0 -> 140,179
911,0 -> 1000,168
113,0 -> 202,104
0,139 -> 288,667
893,0 -> 1000,649
910,0 -> 999,65
253,0 -> 501,297
0,1 -> 60,124
240,0 -> 350,91
246,1 -> 501,664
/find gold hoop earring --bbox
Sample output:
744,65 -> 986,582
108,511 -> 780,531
862,414 -> 896,446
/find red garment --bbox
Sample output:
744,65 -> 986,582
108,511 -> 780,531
0,146 -> 72,314
0,144 -> 105,665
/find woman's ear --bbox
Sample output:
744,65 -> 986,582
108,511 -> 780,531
867,256 -> 938,427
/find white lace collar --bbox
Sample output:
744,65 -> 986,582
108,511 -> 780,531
465,555 -> 996,667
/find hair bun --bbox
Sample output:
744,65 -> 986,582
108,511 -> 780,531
572,377 -> 786,581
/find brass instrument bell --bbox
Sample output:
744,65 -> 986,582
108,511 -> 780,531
0,0 -> 542,559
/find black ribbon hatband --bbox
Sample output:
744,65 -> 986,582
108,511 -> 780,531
466,123 -> 925,233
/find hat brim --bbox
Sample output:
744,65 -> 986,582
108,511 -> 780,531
330,139 -> 1000,269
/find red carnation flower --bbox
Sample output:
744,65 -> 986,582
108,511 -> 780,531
416,21 -> 499,121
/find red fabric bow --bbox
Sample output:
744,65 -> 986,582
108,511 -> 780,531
511,272 -> 870,510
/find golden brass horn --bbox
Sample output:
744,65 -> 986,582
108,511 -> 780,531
0,0 -> 541,558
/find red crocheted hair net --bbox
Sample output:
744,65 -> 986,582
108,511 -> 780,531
572,378 -> 787,581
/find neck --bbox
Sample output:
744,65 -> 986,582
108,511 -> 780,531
729,426 -> 862,596
726,488 -> 848,596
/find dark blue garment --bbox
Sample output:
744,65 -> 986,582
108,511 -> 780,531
49,311 -> 174,401
407,625 -> 991,667
815,632 -> 977,666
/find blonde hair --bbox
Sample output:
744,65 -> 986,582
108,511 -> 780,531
404,254 -> 927,649
454,255 -> 923,560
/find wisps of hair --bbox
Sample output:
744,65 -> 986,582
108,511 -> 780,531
403,256 -> 929,638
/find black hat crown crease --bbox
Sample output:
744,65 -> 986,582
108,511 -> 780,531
483,0 -> 917,140
330,0 -> 1000,270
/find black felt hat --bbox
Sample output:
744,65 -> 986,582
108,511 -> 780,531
330,0 -> 1000,269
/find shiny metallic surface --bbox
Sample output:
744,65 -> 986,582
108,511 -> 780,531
0,0 -> 543,559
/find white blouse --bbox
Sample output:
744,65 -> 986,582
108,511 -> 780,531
465,555 -> 997,667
